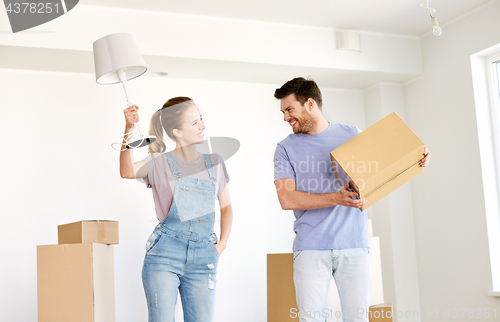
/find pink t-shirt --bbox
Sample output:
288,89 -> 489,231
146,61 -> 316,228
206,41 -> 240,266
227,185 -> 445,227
142,151 -> 230,222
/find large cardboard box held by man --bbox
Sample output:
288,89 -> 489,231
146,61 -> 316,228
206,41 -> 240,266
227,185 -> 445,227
37,243 -> 115,322
330,112 -> 425,211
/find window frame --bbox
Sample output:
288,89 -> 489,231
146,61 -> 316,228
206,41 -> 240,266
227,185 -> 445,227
486,52 -> 500,169
471,47 -> 500,296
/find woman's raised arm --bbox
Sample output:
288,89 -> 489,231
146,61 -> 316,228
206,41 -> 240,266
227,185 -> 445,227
120,105 -> 148,179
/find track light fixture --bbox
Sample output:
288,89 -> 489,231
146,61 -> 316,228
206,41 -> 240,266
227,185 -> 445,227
421,0 -> 442,36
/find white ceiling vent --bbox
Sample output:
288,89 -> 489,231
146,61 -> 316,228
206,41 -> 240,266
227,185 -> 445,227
337,30 -> 361,52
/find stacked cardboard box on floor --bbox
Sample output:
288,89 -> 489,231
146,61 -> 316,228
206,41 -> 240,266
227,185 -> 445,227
369,304 -> 394,322
37,220 -> 118,322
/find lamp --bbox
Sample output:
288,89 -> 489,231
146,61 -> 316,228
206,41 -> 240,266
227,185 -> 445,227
93,32 -> 156,149
421,1 -> 442,36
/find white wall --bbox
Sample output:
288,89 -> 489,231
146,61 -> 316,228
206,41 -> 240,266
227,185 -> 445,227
322,88 -> 366,129
364,83 -> 422,321
404,1 -> 500,321
0,68 -> 365,322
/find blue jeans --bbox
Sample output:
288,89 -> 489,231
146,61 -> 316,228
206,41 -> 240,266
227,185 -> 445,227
293,248 -> 371,322
142,226 -> 220,322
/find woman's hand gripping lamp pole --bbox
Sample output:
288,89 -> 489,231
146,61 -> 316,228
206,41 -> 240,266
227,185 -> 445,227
93,32 -> 156,149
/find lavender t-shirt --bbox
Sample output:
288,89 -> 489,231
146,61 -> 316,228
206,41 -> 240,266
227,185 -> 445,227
274,122 -> 370,251
142,151 -> 229,222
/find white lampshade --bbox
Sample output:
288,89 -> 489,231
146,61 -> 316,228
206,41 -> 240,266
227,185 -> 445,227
93,33 -> 147,84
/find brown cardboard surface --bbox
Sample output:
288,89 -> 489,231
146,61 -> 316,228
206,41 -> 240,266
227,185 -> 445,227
58,220 -> 119,245
369,304 -> 394,321
37,243 -> 115,322
267,253 -> 296,322
37,244 -> 93,322
331,112 -> 425,211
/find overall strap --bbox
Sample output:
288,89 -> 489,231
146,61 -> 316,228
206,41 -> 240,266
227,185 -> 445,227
203,154 -> 217,184
165,152 -> 182,179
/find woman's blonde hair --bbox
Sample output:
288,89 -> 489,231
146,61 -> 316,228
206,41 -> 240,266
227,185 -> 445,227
148,96 -> 196,154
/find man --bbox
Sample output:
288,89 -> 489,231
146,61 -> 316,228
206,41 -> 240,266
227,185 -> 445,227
273,77 -> 430,322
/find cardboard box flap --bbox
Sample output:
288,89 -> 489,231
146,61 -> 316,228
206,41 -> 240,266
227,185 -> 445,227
332,143 -> 423,198
361,156 -> 422,199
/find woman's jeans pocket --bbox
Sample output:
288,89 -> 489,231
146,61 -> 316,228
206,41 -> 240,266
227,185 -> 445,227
145,230 -> 162,253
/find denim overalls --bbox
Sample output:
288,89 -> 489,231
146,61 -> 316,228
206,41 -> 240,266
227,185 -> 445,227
142,152 -> 220,322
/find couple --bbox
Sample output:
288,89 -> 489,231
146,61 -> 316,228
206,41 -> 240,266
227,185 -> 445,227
119,77 -> 431,322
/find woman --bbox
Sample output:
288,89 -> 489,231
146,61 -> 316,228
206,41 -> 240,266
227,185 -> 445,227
119,97 -> 233,322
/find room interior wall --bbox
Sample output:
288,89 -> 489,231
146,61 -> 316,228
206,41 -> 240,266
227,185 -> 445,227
2,2 -> 500,322
403,1 -> 500,321
0,68 -> 365,322
364,83 -> 422,322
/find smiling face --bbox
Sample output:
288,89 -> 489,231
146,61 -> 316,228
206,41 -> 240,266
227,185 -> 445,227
173,105 -> 205,145
280,94 -> 317,134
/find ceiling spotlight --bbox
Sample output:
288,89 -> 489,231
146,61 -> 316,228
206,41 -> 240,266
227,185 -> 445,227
431,16 -> 442,36
421,0 -> 442,36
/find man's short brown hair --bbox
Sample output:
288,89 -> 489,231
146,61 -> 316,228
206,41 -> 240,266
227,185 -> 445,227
274,77 -> 323,110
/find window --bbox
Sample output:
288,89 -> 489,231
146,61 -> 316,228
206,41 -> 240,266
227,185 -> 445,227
471,46 -> 500,296
491,56 -> 500,119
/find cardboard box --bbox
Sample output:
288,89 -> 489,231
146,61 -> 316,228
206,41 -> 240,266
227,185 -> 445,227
267,237 -> 384,321
369,304 -> 394,321
37,243 -> 115,322
331,112 -> 425,211
58,220 -> 119,245
267,253 -> 296,322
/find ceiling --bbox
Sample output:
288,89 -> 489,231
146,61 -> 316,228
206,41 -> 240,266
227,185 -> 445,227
0,45 -> 416,89
83,0 -> 494,37
2,0 -> 497,89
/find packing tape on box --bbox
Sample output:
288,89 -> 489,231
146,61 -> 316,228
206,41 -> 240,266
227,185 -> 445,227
363,161 -> 420,198
333,159 -> 421,198
59,244 -> 70,252
97,220 -> 106,241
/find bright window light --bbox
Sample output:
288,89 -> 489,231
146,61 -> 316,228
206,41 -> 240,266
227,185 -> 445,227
471,47 -> 500,297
